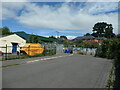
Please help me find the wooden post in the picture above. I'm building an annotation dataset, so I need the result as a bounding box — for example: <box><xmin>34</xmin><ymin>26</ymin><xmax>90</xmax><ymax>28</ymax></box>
<box><xmin>5</xmin><ymin>44</ymin><xmax>7</xmax><ymax>60</ymax></box>
<box><xmin>28</xmin><ymin>45</ymin><xmax>30</xmax><ymax>56</ymax></box>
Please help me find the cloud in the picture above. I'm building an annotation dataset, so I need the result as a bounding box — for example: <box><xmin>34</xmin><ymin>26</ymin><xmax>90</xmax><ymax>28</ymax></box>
<box><xmin>2</xmin><ymin>2</ymin><xmax>118</xmax><ymax>34</ymax></box>
<box><xmin>2</xmin><ymin>2</ymin><xmax>27</xmax><ymax>19</ymax></box>
<box><xmin>1</xmin><ymin>0</ymin><xmax>28</xmax><ymax>2</ymax></box>
<box><xmin>81</xmin><ymin>2</ymin><xmax>118</xmax><ymax>15</ymax></box>
<box><xmin>86</xmin><ymin>0</ymin><xmax>119</xmax><ymax>2</ymax></box>
<box><xmin>16</xmin><ymin>2</ymin><xmax>118</xmax><ymax>33</ymax></box>
<box><xmin>67</xmin><ymin>36</ymin><xmax>77</xmax><ymax>39</ymax></box>
<box><xmin>45</xmin><ymin>35</ymin><xmax>76</xmax><ymax>40</ymax></box>
<box><xmin>0</xmin><ymin>2</ymin><xmax>2</xmax><ymax>20</ymax></box>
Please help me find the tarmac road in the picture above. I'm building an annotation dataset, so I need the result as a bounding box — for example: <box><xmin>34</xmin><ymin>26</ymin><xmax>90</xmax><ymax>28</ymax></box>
<box><xmin>2</xmin><ymin>54</ymin><xmax>112</xmax><ymax>88</ymax></box>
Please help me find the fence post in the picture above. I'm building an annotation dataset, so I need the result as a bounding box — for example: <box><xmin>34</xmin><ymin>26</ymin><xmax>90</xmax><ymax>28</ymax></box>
<box><xmin>28</xmin><ymin>45</ymin><xmax>30</xmax><ymax>56</ymax></box>
<box><xmin>5</xmin><ymin>44</ymin><xmax>7</xmax><ymax>60</ymax></box>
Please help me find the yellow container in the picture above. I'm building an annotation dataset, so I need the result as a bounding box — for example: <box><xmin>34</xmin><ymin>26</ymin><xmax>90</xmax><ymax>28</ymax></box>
<box><xmin>20</xmin><ymin>43</ymin><xmax>44</xmax><ymax>56</ymax></box>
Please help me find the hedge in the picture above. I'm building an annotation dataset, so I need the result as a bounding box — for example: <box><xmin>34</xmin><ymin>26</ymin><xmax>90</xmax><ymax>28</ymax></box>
<box><xmin>95</xmin><ymin>38</ymin><xmax>120</xmax><ymax>60</ymax></box>
<box><xmin>95</xmin><ymin>38</ymin><xmax>120</xmax><ymax>88</ymax></box>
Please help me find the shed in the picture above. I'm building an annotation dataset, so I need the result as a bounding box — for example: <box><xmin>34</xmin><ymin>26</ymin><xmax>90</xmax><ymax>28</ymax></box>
<box><xmin>0</xmin><ymin>34</ymin><xmax>26</xmax><ymax>53</ymax></box>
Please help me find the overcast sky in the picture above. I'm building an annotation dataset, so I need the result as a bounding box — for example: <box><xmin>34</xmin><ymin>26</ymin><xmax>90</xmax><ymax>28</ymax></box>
<box><xmin>0</xmin><ymin>0</ymin><xmax>119</xmax><ymax>39</ymax></box>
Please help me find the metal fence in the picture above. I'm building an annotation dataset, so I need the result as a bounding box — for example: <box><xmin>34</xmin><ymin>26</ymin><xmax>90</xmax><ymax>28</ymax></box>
<box><xmin>73</xmin><ymin>47</ymin><xmax>97</xmax><ymax>55</ymax></box>
<box><xmin>0</xmin><ymin>43</ymin><xmax>65</xmax><ymax>60</ymax></box>
<box><xmin>0</xmin><ymin>43</ymin><xmax>57</xmax><ymax>60</ymax></box>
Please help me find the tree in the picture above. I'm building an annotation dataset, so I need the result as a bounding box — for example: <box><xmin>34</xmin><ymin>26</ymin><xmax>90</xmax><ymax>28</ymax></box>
<box><xmin>74</xmin><ymin>40</ymin><xmax>83</xmax><ymax>47</ymax></box>
<box><xmin>60</xmin><ymin>36</ymin><xmax>67</xmax><ymax>40</ymax></box>
<box><xmin>29</xmin><ymin>35</ymin><xmax>41</xmax><ymax>43</ymax></box>
<box><xmin>104</xmin><ymin>24</ymin><xmax>115</xmax><ymax>38</ymax></box>
<box><xmin>92</xmin><ymin>22</ymin><xmax>115</xmax><ymax>38</ymax></box>
<box><xmin>49</xmin><ymin>36</ymin><xmax>56</xmax><ymax>39</ymax></box>
<box><xmin>92</xmin><ymin>22</ymin><xmax>107</xmax><ymax>37</ymax></box>
<box><xmin>117</xmin><ymin>34</ymin><xmax>120</xmax><ymax>39</ymax></box>
<box><xmin>34</xmin><ymin>35</ymin><xmax>39</xmax><ymax>43</ymax></box>
<box><xmin>84</xmin><ymin>33</ymin><xmax>91</xmax><ymax>36</ymax></box>
<box><xmin>0</xmin><ymin>28</ymin><xmax>2</xmax><ymax>35</ymax></box>
<box><xmin>2</xmin><ymin>26</ymin><xmax>11</xmax><ymax>35</ymax></box>
<box><xmin>29</xmin><ymin>35</ymin><xmax>34</xmax><ymax>43</ymax></box>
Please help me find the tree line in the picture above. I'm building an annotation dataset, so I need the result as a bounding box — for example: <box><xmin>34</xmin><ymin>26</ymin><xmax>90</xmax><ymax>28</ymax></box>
<box><xmin>0</xmin><ymin>26</ymin><xmax>13</xmax><ymax>35</ymax></box>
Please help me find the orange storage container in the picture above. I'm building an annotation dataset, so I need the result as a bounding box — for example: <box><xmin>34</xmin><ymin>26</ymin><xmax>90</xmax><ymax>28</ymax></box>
<box><xmin>20</xmin><ymin>43</ymin><xmax>44</xmax><ymax>56</ymax></box>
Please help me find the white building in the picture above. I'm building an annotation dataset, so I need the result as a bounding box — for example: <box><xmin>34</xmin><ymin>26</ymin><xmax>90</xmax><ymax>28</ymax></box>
<box><xmin>0</xmin><ymin>34</ymin><xmax>26</xmax><ymax>53</ymax></box>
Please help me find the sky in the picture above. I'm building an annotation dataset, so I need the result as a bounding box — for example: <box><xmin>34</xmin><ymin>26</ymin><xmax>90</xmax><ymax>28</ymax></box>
<box><xmin>0</xmin><ymin>0</ymin><xmax>119</xmax><ymax>39</ymax></box>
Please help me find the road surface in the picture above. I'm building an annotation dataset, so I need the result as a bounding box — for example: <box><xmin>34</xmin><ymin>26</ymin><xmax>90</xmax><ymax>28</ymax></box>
<box><xmin>2</xmin><ymin>54</ymin><xmax>112</xmax><ymax>88</ymax></box>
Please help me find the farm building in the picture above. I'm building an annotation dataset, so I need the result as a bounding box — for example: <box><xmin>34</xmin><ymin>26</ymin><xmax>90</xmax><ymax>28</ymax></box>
<box><xmin>0</xmin><ymin>34</ymin><xmax>26</xmax><ymax>53</ymax></box>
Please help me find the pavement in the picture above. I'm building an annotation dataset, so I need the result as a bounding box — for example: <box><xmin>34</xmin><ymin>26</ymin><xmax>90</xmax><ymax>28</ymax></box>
<box><xmin>2</xmin><ymin>54</ymin><xmax>112</xmax><ymax>88</ymax></box>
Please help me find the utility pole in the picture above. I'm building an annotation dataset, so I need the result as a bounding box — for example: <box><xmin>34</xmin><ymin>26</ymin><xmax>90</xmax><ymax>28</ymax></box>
<box><xmin>56</xmin><ymin>31</ymin><xmax>59</xmax><ymax>38</ymax></box>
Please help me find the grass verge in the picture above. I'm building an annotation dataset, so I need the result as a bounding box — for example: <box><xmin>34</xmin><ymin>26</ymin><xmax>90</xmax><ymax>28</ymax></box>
<box><xmin>0</xmin><ymin>62</ymin><xmax>26</xmax><ymax>68</ymax></box>
<box><xmin>106</xmin><ymin>65</ymin><xmax>115</xmax><ymax>89</ymax></box>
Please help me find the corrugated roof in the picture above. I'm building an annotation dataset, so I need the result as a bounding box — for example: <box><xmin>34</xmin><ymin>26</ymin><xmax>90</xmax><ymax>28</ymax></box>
<box><xmin>74</xmin><ymin>36</ymin><xmax>95</xmax><ymax>40</ymax></box>
<box><xmin>95</xmin><ymin>37</ymin><xmax>107</xmax><ymax>40</ymax></box>
<box><xmin>14</xmin><ymin>31</ymin><xmax>61</xmax><ymax>43</ymax></box>
<box><xmin>14</xmin><ymin>31</ymin><xmax>30</xmax><ymax>40</ymax></box>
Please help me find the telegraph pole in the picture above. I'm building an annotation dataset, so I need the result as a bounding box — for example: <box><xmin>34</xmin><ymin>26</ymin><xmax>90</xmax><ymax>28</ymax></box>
<box><xmin>56</xmin><ymin>31</ymin><xmax>59</xmax><ymax>38</ymax></box>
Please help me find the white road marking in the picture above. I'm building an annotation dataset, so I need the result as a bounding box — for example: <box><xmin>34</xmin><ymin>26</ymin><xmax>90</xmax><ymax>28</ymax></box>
<box><xmin>26</xmin><ymin>54</ymin><xmax>73</xmax><ymax>64</ymax></box>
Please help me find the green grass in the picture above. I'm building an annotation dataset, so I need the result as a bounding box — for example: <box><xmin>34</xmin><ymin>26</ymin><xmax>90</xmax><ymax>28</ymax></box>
<box><xmin>0</xmin><ymin>62</ymin><xmax>26</xmax><ymax>68</ymax></box>
<box><xmin>106</xmin><ymin>65</ymin><xmax>115</xmax><ymax>88</ymax></box>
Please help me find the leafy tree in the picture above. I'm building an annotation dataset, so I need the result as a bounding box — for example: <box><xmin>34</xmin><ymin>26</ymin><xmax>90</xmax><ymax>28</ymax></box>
<box><xmin>2</xmin><ymin>26</ymin><xmax>11</xmax><ymax>35</ymax></box>
<box><xmin>104</xmin><ymin>24</ymin><xmax>115</xmax><ymax>38</ymax></box>
<box><xmin>29</xmin><ymin>35</ymin><xmax>34</xmax><ymax>43</ymax></box>
<box><xmin>29</xmin><ymin>35</ymin><xmax>41</xmax><ymax>43</ymax></box>
<box><xmin>77</xmin><ymin>42</ymin><xmax>99</xmax><ymax>48</ymax></box>
<box><xmin>63</xmin><ymin>39</ymin><xmax>73</xmax><ymax>47</ymax></box>
<box><xmin>74</xmin><ymin>40</ymin><xmax>83</xmax><ymax>47</ymax></box>
<box><xmin>92</xmin><ymin>22</ymin><xmax>115</xmax><ymax>38</ymax></box>
<box><xmin>92</xmin><ymin>22</ymin><xmax>106</xmax><ymax>37</ymax></box>
<box><xmin>49</xmin><ymin>36</ymin><xmax>56</xmax><ymax>39</ymax></box>
<box><xmin>33</xmin><ymin>35</ymin><xmax>38</xmax><ymax>43</ymax></box>
<box><xmin>0</xmin><ymin>28</ymin><xmax>2</xmax><ymax>35</ymax></box>
<box><xmin>84</xmin><ymin>33</ymin><xmax>91</xmax><ymax>36</ymax></box>
<box><xmin>60</xmin><ymin>36</ymin><xmax>68</xmax><ymax>40</ymax></box>
<box><xmin>95</xmin><ymin>39</ymin><xmax>120</xmax><ymax>88</ymax></box>
<box><xmin>95</xmin><ymin>39</ymin><xmax>120</xmax><ymax>59</ymax></box>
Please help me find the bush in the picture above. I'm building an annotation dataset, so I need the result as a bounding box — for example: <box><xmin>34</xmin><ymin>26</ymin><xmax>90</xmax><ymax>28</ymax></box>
<box><xmin>42</xmin><ymin>49</ymin><xmax>56</xmax><ymax>56</ymax></box>
<box><xmin>77</xmin><ymin>42</ymin><xmax>99</xmax><ymax>48</ymax></box>
<box><xmin>95</xmin><ymin>38</ymin><xmax>120</xmax><ymax>60</ymax></box>
<box><xmin>95</xmin><ymin>38</ymin><xmax>120</xmax><ymax>88</ymax></box>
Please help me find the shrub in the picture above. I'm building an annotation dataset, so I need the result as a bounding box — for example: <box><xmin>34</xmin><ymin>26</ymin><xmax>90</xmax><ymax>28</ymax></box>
<box><xmin>78</xmin><ymin>42</ymin><xmax>99</xmax><ymax>48</ymax></box>
<box><xmin>95</xmin><ymin>38</ymin><xmax>120</xmax><ymax>60</ymax></box>
<box><xmin>95</xmin><ymin>38</ymin><xmax>120</xmax><ymax>88</ymax></box>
